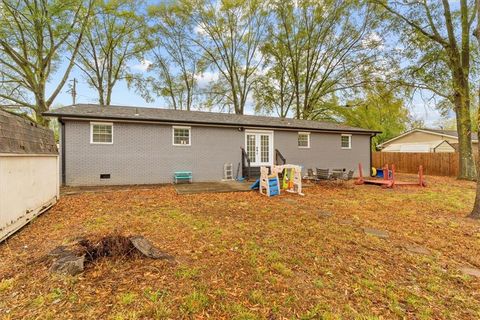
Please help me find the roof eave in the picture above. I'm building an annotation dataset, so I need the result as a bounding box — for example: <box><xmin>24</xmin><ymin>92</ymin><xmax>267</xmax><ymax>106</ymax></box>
<box><xmin>378</xmin><ymin>128</ymin><xmax>479</xmax><ymax>147</ymax></box>
<box><xmin>43</xmin><ymin>112</ymin><xmax>381</xmax><ymax>134</ymax></box>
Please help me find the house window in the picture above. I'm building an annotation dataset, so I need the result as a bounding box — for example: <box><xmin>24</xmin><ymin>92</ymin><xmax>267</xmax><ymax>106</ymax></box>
<box><xmin>90</xmin><ymin>122</ymin><xmax>113</xmax><ymax>144</ymax></box>
<box><xmin>173</xmin><ymin>126</ymin><xmax>191</xmax><ymax>146</ymax></box>
<box><xmin>341</xmin><ymin>134</ymin><xmax>352</xmax><ymax>149</ymax></box>
<box><xmin>298</xmin><ymin>132</ymin><xmax>310</xmax><ymax>148</ymax></box>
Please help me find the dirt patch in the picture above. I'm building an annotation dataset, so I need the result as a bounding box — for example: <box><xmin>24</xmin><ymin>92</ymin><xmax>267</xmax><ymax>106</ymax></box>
<box><xmin>78</xmin><ymin>235</ymin><xmax>137</xmax><ymax>261</ymax></box>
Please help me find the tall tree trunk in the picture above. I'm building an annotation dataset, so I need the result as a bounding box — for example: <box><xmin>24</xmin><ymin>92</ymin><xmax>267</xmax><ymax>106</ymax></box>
<box><xmin>470</xmin><ymin>123</ymin><xmax>480</xmax><ymax>219</ymax></box>
<box><xmin>98</xmin><ymin>87</ymin><xmax>106</xmax><ymax>107</ymax></box>
<box><xmin>455</xmin><ymin>87</ymin><xmax>476</xmax><ymax>180</ymax></box>
<box><xmin>35</xmin><ymin>90</ymin><xmax>49</xmax><ymax>127</ymax></box>
<box><xmin>106</xmin><ymin>87</ymin><xmax>112</xmax><ymax>106</ymax></box>
<box><xmin>468</xmin><ymin>0</ymin><xmax>480</xmax><ymax>219</ymax></box>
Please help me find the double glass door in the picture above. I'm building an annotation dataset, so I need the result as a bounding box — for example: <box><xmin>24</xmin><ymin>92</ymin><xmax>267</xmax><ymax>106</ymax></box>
<box><xmin>245</xmin><ymin>131</ymin><xmax>273</xmax><ymax>166</ymax></box>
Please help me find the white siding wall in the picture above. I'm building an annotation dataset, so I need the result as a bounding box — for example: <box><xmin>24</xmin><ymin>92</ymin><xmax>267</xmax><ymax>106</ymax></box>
<box><xmin>0</xmin><ymin>155</ymin><xmax>59</xmax><ymax>242</ymax></box>
<box><xmin>434</xmin><ymin>141</ymin><xmax>456</xmax><ymax>153</ymax></box>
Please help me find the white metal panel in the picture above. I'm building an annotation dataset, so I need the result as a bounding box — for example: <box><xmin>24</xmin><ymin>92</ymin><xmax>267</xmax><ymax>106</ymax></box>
<box><xmin>381</xmin><ymin>144</ymin><xmax>402</xmax><ymax>152</ymax></box>
<box><xmin>0</xmin><ymin>155</ymin><xmax>59</xmax><ymax>242</ymax></box>
<box><xmin>399</xmin><ymin>144</ymin><xmax>431</xmax><ymax>153</ymax></box>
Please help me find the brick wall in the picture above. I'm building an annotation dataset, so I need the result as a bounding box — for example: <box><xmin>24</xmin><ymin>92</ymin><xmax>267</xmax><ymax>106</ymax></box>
<box><xmin>62</xmin><ymin>120</ymin><xmax>372</xmax><ymax>186</ymax></box>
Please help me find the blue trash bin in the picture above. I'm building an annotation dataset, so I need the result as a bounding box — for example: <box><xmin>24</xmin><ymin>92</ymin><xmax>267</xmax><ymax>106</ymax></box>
<box><xmin>376</xmin><ymin>168</ymin><xmax>384</xmax><ymax>178</ymax></box>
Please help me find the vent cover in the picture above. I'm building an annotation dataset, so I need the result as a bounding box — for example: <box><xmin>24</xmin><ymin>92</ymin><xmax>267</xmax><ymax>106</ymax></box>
<box><xmin>100</xmin><ymin>174</ymin><xmax>111</xmax><ymax>179</ymax></box>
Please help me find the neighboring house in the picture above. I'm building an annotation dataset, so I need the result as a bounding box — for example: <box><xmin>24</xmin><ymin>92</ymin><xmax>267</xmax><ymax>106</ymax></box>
<box><xmin>44</xmin><ymin>104</ymin><xmax>379</xmax><ymax>186</ymax></box>
<box><xmin>0</xmin><ymin>110</ymin><xmax>59</xmax><ymax>242</ymax></box>
<box><xmin>378</xmin><ymin>128</ymin><xmax>478</xmax><ymax>153</ymax></box>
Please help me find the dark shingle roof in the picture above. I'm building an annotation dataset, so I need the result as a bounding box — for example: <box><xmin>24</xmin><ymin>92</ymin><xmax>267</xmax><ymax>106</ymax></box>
<box><xmin>419</xmin><ymin>128</ymin><xmax>478</xmax><ymax>142</ymax></box>
<box><xmin>44</xmin><ymin>104</ymin><xmax>379</xmax><ymax>134</ymax></box>
<box><xmin>0</xmin><ymin>109</ymin><xmax>58</xmax><ymax>154</ymax></box>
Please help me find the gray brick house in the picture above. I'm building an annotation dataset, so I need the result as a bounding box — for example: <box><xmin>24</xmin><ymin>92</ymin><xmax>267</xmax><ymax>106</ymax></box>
<box><xmin>44</xmin><ymin>104</ymin><xmax>379</xmax><ymax>186</ymax></box>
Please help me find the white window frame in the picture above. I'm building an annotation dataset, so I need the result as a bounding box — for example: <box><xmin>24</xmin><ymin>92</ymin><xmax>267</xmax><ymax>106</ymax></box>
<box><xmin>341</xmin><ymin>134</ymin><xmax>352</xmax><ymax>149</ymax></box>
<box><xmin>298</xmin><ymin>132</ymin><xmax>310</xmax><ymax>149</ymax></box>
<box><xmin>172</xmin><ymin>126</ymin><xmax>191</xmax><ymax>146</ymax></box>
<box><xmin>90</xmin><ymin>122</ymin><xmax>113</xmax><ymax>145</ymax></box>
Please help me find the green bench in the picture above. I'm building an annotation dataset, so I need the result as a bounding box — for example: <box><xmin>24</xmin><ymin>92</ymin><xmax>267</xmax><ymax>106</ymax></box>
<box><xmin>174</xmin><ymin>171</ymin><xmax>192</xmax><ymax>184</ymax></box>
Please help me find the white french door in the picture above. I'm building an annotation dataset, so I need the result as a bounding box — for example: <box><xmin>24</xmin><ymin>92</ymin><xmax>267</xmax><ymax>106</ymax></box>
<box><xmin>245</xmin><ymin>130</ymin><xmax>273</xmax><ymax>166</ymax></box>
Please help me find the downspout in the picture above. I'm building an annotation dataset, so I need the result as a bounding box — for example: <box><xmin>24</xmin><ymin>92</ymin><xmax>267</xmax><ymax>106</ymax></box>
<box><xmin>370</xmin><ymin>133</ymin><xmax>377</xmax><ymax>177</ymax></box>
<box><xmin>60</xmin><ymin>118</ymin><xmax>66</xmax><ymax>185</ymax></box>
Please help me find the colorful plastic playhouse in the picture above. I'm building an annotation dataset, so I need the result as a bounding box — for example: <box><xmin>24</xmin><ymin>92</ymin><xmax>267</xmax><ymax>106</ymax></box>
<box><xmin>251</xmin><ymin>165</ymin><xmax>304</xmax><ymax>197</ymax></box>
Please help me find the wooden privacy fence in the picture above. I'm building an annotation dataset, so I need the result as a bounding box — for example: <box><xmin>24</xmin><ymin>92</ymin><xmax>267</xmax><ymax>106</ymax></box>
<box><xmin>372</xmin><ymin>152</ymin><xmax>459</xmax><ymax>176</ymax></box>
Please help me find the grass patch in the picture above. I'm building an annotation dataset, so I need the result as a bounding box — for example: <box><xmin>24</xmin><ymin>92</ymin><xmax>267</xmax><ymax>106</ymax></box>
<box><xmin>181</xmin><ymin>290</ymin><xmax>209</xmax><ymax>314</ymax></box>
<box><xmin>313</xmin><ymin>278</ymin><xmax>324</xmax><ymax>289</ymax></box>
<box><xmin>139</xmin><ymin>288</ymin><xmax>171</xmax><ymax>319</ymax></box>
<box><xmin>248</xmin><ymin>289</ymin><xmax>266</xmax><ymax>305</ymax></box>
<box><xmin>175</xmin><ymin>266</ymin><xmax>199</xmax><ymax>279</ymax></box>
<box><xmin>118</xmin><ymin>292</ymin><xmax>137</xmax><ymax>306</ymax></box>
<box><xmin>111</xmin><ymin>311</ymin><xmax>139</xmax><ymax>320</ymax></box>
<box><xmin>31</xmin><ymin>295</ymin><xmax>45</xmax><ymax>308</ymax></box>
<box><xmin>0</xmin><ymin>278</ymin><xmax>14</xmax><ymax>292</ymax></box>
<box><xmin>299</xmin><ymin>303</ymin><xmax>337</xmax><ymax>320</ymax></box>
<box><xmin>223</xmin><ymin>303</ymin><xmax>260</xmax><ymax>320</ymax></box>
<box><xmin>271</xmin><ymin>262</ymin><xmax>293</xmax><ymax>277</ymax></box>
<box><xmin>266</xmin><ymin>250</ymin><xmax>282</xmax><ymax>262</ymax></box>
<box><xmin>144</xmin><ymin>288</ymin><xmax>168</xmax><ymax>303</ymax></box>
<box><xmin>85</xmin><ymin>215</ymin><xmax>109</xmax><ymax>230</ymax></box>
<box><xmin>46</xmin><ymin>288</ymin><xmax>63</xmax><ymax>302</ymax></box>
<box><xmin>140</xmin><ymin>301</ymin><xmax>171</xmax><ymax>319</ymax></box>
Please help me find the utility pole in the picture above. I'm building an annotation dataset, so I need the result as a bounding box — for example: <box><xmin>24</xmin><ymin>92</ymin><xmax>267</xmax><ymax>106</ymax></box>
<box><xmin>67</xmin><ymin>78</ymin><xmax>77</xmax><ymax>105</ymax></box>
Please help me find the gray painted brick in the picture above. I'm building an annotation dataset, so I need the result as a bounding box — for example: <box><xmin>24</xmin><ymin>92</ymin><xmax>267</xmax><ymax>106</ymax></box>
<box><xmin>274</xmin><ymin>131</ymin><xmax>370</xmax><ymax>173</ymax></box>
<box><xmin>63</xmin><ymin>120</ymin><xmax>371</xmax><ymax>186</ymax></box>
<box><xmin>64</xmin><ymin>121</ymin><xmax>243</xmax><ymax>186</ymax></box>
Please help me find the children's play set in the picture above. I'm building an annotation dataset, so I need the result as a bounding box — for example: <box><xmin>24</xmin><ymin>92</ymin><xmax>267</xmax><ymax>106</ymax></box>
<box><xmin>248</xmin><ymin>161</ymin><xmax>427</xmax><ymax>197</ymax></box>
<box><xmin>355</xmin><ymin>163</ymin><xmax>426</xmax><ymax>188</ymax></box>
<box><xmin>250</xmin><ymin>164</ymin><xmax>304</xmax><ymax>197</ymax></box>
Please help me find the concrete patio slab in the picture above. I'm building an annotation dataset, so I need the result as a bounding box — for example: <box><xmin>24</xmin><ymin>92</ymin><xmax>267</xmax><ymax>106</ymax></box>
<box><xmin>317</xmin><ymin>210</ymin><xmax>333</xmax><ymax>218</ymax></box>
<box><xmin>174</xmin><ymin>181</ymin><xmax>252</xmax><ymax>195</ymax></box>
<box><xmin>363</xmin><ymin>227</ymin><xmax>389</xmax><ymax>239</ymax></box>
<box><xmin>405</xmin><ymin>244</ymin><xmax>431</xmax><ymax>255</ymax></box>
<box><xmin>459</xmin><ymin>266</ymin><xmax>480</xmax><ymax>278</ymax></box>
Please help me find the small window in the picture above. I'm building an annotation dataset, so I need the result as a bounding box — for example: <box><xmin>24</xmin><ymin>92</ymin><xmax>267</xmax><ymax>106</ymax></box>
<box><xmin>298</xmin><ymin>132</ymin><xmax>310</xmax><ymax>148</ymax></box>
<box><xmin>91</xmin><ymin>122</ymin><xmax>113</xmax><ymax>144</ymax></box>
<box><xmin>341</xmin><ymin>134</ymin><xmax>352</xmax><ymax>149</ymax></box>
<box><xmin>173</xmin><ymin>126</ymin><xmax>191</xmax><ymax>146</ymax></box>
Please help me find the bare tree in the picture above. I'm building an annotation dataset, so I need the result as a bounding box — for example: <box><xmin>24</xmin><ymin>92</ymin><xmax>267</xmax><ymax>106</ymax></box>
<box><xmin>76</xmin><ymin>0</ymin><xmax>147</xmax><ymax>106</ymax></box>
<box><xmin>143</xmin><ymin>2</ymin><xmax>202</xmax><ymax>111</ymax></box>
<box><xmin>253</xmin><ymin>61</ymin><xmax>294</xmax><ymax>118</ymax></box>
<box><xmin>260</xmin><ymin>0</ymin><xmax>383</xmax><ymax>120</ymax></box>
<box><xmin>0</xmin><ymin>0</ymin><xmax>93</xmax><ymax>125</ymax></box>
<box><xmin>186</xmin><ymin>0</ymin><xmax>268</xmax><ymax>114</ymax></box>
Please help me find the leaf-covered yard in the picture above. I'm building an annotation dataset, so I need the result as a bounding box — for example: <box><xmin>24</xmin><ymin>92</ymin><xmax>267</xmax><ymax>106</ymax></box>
<box><xmin>1</xmin><ymin>176</ymin><xmax>480</xmax><ymax>319</ymax></box>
